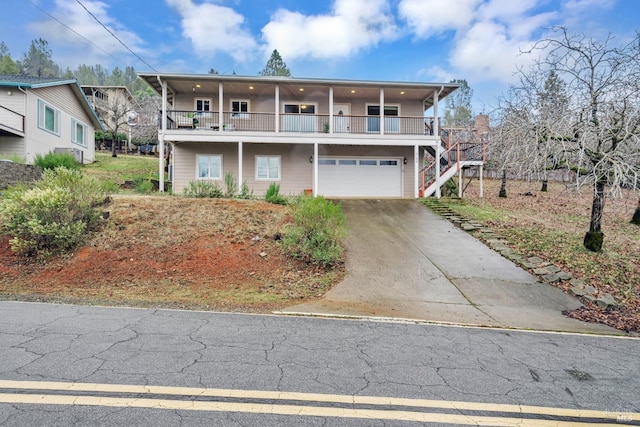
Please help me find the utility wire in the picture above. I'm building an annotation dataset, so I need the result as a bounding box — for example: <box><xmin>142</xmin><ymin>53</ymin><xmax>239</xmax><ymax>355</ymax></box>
<box><xmin>26</xmin><ymin>0</ymin><xmax>118</xmax><ymax>63</ymax></box>
<box><xmin>73</xmin><ymin>0</ymin><xmax>158</xmax><ymax>72</ymax></box>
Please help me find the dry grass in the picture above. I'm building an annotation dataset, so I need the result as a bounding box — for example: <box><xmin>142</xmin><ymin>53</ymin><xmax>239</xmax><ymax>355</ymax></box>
<box><xmin>0</xmin><ymin>195</ymin><xmax>343</xmax><ymax>312</ymax></box>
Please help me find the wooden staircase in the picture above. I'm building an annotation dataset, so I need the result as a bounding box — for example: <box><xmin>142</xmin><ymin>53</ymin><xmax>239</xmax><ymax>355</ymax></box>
<box><xmin>419</xmin><ymin>128</ymin><xmax>485</xmax><ymax>197</ymax></box>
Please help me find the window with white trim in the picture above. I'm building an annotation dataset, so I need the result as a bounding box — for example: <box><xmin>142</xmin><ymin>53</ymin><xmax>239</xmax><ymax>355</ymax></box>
<box><xmin>256</xmin><ymin>156</ymin><xmax>280</xmax><ymax>180</ymax></box>
<box><xmin>197</xmin><ymin>155</ymin><xmax>222</xmax><ymax>179</ymax></box>
<box><xmin>38</xmin><ymin>99</ymin><xmax>60</xmax><ymax>135</ymax></box>
<box><xmin>231</xmin><ymin>100</ymin><xmax>249</xmax><ymax>118</ymax></box>
<box><xmin>71</xmin><ymin>119</ymin><xmax>88</xmax><ymax>147</ymax></box>
<box><xmin>195</xmin><ymin>98</ymin><xmax>211</xmax><ymax>112</ymax></box>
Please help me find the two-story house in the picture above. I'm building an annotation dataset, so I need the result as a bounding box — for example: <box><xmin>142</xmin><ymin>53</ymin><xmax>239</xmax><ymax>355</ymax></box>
<box><xmin>138</xmin><ymin>73</ymin><xmax>485</xmax><ymax>198</ymax></box>
<box><xmin>0</xmin><ymin>76</ymin><xmax>102</xmax><ymax>164</ymax></box>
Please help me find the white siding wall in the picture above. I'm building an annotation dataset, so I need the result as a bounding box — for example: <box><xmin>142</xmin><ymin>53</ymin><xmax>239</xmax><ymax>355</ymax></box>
<box><xmin>25</xmin><ymin>86</ymin><xmax>96</xmax><ymax>163</ymax></box>
<box><xmin>173</xmin><ymin>142</ymin><xmax>314</xmax><ymax>196</ymax></box>
<box><xmin>0</xmin><ymin>90</ymin><xmax>27</xmax><ymax>159</ymax></box>
<box><xmin>173</xmin><ymin>142</ymin><xmax>416</xmax><ymax>198</ymax></box>
<box><xmin>0</xmin><ymin>89</ymin><xmax>26</xmax><ymax>115</ymax></box>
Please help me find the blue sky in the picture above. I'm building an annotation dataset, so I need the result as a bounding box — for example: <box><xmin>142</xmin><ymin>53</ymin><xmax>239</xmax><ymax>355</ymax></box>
<box><xmin>2</xmin><ymin>0</ymin><xmax>638</xmax><ymax>110</ymax></box>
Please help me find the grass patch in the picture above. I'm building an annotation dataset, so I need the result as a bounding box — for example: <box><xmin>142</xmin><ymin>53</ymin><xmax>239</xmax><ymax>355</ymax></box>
<box><xmin>84</xmin><ymin>152</ymin><xmax>160</xmax><ymax>186</ymax></box>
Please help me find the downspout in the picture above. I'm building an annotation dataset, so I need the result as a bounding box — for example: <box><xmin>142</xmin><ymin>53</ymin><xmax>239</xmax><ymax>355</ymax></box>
<box><xmin>157</xmin><ymin>75</ymin><xmax>167</xmax><ymax>193</ymax></box>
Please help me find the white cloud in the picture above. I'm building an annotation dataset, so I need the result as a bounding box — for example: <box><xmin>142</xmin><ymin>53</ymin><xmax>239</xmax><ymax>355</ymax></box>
<box><xmin>400</xmin><ymin>0</ymin><xmax>558</xmax><ymax>84</ymax></box>
<box><xmin>166</xmin><ymin>0</ymin><xmax>257</xmax><ymax>62</ymax></box>
<box><xmin>261</xmin><ymin>0</ymin><xmax>398</xmax><ymax>60</ymax></box>
<box><xmin>29</xmin><ymin>0</ymin><xmax>149</xmax><ymax>63</ymax></box>
<box><xmin>398</xmin><ymin>0</ymin><xmax>481</xmax><ymax>38</ymax></box>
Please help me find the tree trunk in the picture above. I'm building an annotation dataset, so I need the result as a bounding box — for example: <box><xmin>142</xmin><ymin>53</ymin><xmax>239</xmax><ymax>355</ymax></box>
<box><xmin>541</xmin><ymin>179</ymin><xmax>548</xmax><ymax>192</ymax></box>
<box><xmin>111</xmin><ymin>138</ymin><xmax>117</xmax><ymax>158</ymax></box>
<box><xmin>498</xmin><ymin>170</ymin><xmax>507</xmax><ymax>198</ymax></box>
<box><xmin>631</xmin><ymin>198</ymin><xmax>640</xmax><ymax>225</ymax></box>
<box><xmin>583</xmin><ymin>178</ymin><xmax>606</xmax><ymax>252</ymax></box>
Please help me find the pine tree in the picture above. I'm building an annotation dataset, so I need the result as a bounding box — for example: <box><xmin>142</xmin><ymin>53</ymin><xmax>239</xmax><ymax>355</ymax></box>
<box><xmin>259</xmin><ymin>50</ymin><xmax>291</xmax><ymax>77</ymax></box>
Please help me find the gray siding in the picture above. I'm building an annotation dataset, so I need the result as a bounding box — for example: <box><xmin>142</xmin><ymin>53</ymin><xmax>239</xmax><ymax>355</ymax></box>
<box><xmin>24</xmin><ymin>86</ymin><xmax>96</xmax><ymax>163</ymax></box>
<box><xmin>0</xmin><ymin>136</ymin><xmax>26</xmax><ymax>159</ymax></box>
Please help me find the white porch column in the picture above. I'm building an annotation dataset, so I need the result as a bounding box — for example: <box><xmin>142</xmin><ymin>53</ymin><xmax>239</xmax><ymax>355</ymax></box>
<box><xmin>218</xmin><ymin>82</ymin><xmax>224</xmax><ymax>129</ymax></box>
<box><xmin>158</xmin><ymin>77</ymin><xmax>167</xmax><ymax>192</ymax></box>
<box><xmin>238</xmin><ymin>141</ymin><xmax>243</xmax><ymax>193</ymax></box>
<box><xmin>414</xmin><ymin>144</ymin><xmax>419</xmax><ymax>198</ymax></box>
<box><xmin>433</xmin><ymin>89</ymin><xmax>440</xmax><ymax>136</ymax></box>
<box><xmin>313</xmin><ymin>142</ymin><xmax>319</xmax><ymax>196</ymax></box>
<box><xmin>435</xmin><ymin>144</ymin><xmax>441</xmax><ymax>198</ymax></box>
<box><xmin>458</xmin><ymin>165</ymin><xmax>463</xmax><ymax>198</ymax></box>
<box><xmin>479</xmin><ymin>165</ymin><xmax>484</xmax><ymax>198</ymax></box>
<box><xmin>379</xmin><ymin>87</ymin><xmax>385</xmax><ymax>135</ymax></box>
<box><xmin>275</xmin><ymin>84</ymin><xmax>280</xmax><ymax>133</ymax></box>
<box><xmin>329</xmin><ymin>86</ymin><xmax>334</xmax><ymax>134</ymax></box>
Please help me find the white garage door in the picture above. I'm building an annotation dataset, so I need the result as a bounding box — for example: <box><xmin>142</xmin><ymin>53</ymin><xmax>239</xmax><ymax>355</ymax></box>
<box><xmin>318</xmin><ymin>157</ymin><xmax>402</xmax><ymax>197</ymax></box>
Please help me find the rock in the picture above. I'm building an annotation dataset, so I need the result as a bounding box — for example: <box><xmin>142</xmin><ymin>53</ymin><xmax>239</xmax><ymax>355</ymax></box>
<box><xmin>569</xmin><ymin>287</ymin><xmax>587</xmax><ymax>297</ymax></box>
<box><xmin>583</xmin><ymin>295</ymin><xmax>597</xmax><ymax>303</ymax></box>
<box><xmin>584</xmin><ymin>285</ymin><xmax>597</xmax><ymax>294</ymax></box>
<box><xmin>570</xmin><ymin>278</ymin><xmax>585</xmax><ymax>287</ymax></box>
<box><xmin>557</xmin><ymin>271</ymin><xmax>573</xmax><ymax>281</ymax></box>
<box><xmin>259</xmin><ymin>252</ymin><xmax>267</xmax><ymax>258</ymax></box>
<box><xmin>596</xmin><ymin>294</ymin><xmax>617</xmax><ymax>308</ymax></box>
<box><xmin>461</xmin><ymin>224</ymin><xmax>478</xmax><ymax>231</ymax></box>
<box><xmin>542</xmin><ymin>273</ymin><xmax>560</xmax><ymax>283</ymax></box>
<box><xmin>528</xmin><ymin>256</ymin><xmax>545</xmax><ymax>265</ymax></box>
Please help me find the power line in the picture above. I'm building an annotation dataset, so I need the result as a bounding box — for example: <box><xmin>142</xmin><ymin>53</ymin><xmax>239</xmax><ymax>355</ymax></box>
<box><xmin>74</xmin><ymin>0</ymin><xmax>157</xmax><ymax>72</ymax></box>
<box><xmin>25</xmin><ymin>0</ymin><xmax>119</xmax><ymax>64</ymax></box>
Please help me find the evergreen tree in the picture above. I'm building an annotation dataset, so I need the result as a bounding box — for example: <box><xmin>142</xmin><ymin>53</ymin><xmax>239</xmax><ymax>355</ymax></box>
<box><xmin>21</xmin><ymin>38</ymin><xmax>59</xmax><ymax>77</ymax></box>
<box><xmin>259</xmin><ymin>49</ymin><xmax>291</xmax><ymax>76</ymax></box>
<box><xmin>444</xmin><ymin>79</ymin><xmax>473</xmax><ymax>127</ymax></box>
<box><xmin>0</xmin><ymin>42</ymin><xmax>19</xmax><ymax>75</ymax></box>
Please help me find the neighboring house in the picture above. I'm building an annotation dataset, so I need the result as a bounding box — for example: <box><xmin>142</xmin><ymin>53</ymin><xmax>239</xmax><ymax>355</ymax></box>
<box><xmin>0</xmin><ymin>75</ymin><xmax>102</xmax><ymax>164</ymax></box>
<box><xmin>138</xmin><ymin>73</ymin><xmax>485</xmax><ymax>198</ymax></box>
<box><xmin>81</xmin><ymin>85</ymin><xmax>139</xmax><ymax>151</ymax></box>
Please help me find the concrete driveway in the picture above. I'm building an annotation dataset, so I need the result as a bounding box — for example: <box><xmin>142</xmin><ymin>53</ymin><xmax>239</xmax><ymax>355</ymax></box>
<box><xmin>282</xmin><ymin>200</ymin><xmax>618</xmax><ymax>334</ymax></box>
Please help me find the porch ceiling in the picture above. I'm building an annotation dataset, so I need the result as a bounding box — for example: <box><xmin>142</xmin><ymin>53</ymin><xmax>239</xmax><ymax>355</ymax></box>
<box><xmin>139</xmin><ymin>73</ymin><xmax>458</xmax><ymax>110</ymax></box>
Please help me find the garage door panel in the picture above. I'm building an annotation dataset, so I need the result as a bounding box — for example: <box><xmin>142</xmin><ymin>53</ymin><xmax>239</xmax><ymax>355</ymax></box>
<box><xmin>318</xmin><ymin>157</ymin><xmax>402</xmax><ymax>197</ymax></box>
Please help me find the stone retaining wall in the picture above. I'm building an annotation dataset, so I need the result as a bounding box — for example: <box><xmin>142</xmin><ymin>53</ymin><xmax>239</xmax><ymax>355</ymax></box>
<box><xmin>0</xmin><ymin>161</ymin><xmax>42</xmax><ymax>190</ymax></box>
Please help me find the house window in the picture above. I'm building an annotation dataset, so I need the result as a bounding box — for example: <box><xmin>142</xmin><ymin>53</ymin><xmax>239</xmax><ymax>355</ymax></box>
<box><xmin>231</xmin><ymin>100</ymin><xmax>249</xmax><ymax>118</ymax></box>
<box><xmin>38</xmin><ymin>99</ymin><xmax>60</xmax><ymax>135</ymax></box>
<box><xmin>197</xmin><ymin>155</ymin><xmax>222</xmax><ymax>179</ymax></box>
<box><xmin>366</xmin><ymin>104</ymin><xmax>399</xmax><ymax>133</ymax></box>
<box><xmin>195</xmin><ymin>98</ymin><xmax>211</xmax><ymax>112</ymax></box>
<box><xmin>71</xmin><ymin>119</ymin><xmax>88</xmax><ymax>147</ymax></box>
<box><xmin>284</xmin><ymin>104</ymin><xmax>315</xmax><ymax>114</ymax></box>
<box><xmin>256</xmin><ymin>156</ymin><xmax>280</xmax><ymax>180</ymax></box>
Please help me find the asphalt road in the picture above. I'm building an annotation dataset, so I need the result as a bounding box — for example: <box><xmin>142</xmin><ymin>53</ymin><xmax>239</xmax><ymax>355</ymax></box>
<box><xmin>0</xmin><ymin>302</ymin><xmax>638</xmax><ymax>426</ymax></box>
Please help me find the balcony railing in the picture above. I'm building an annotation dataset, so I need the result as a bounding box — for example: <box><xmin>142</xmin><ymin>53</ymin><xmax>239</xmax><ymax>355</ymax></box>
<box><xmin>163</xmin><ymin>110</ymin><xmax>438</xmax><ymax>136</ymax></box>
<box><xmin>0</xmin><ymin>105</ymin><xmax>25</xmax><ymax>133</ymax></box>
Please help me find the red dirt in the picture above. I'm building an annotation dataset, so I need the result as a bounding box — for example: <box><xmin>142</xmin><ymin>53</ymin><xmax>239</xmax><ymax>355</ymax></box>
<box><xmin>0</xmin><ymin>196</ymin><xmax>340</xmax><ymax>311</ymax></box>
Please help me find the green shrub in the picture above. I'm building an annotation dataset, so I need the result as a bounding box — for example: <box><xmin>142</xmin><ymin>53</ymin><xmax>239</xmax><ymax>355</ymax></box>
<box><xmin>224</xmin><ymin>172</ymin><xmax>237</xmax><ymax>198</ymax></box>
<box><xmin>183</xmin><ymin>180</ymin><xmax>223</xmax><ymax>198</ymax></box>
<box><xmin>0</xmin><ymin>167</ymin><xmax>110</xmax><ymax>257</ymax></box>
<box><xmin>133</xmin><ymin>176</ymin><xmax>154</xmax><ymax>194</ymax></box>
<box><xmin>238</xmin><ymin>181</ymin><xmax>253</xmax><ymax>199</ymax></box>
<box><xmin>265</xmin><ymin>182</ymin><xmax>287</xmax><ymax>205</ymax></box>
<box><xmin>281</xmin><ymin>196</ymin><xmax>347</xmax><ymax>268</ymax></box>
<box><xmin>34</xmin><ymin>152</ymin><xmax>80</xmax><ymax>170</ymax></box>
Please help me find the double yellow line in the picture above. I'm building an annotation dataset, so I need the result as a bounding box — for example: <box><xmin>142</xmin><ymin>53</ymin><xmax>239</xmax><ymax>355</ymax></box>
<box><xmin>0</xmin><ymin>380</ymin><xmax>636</xmax><ymax>426</ymax></box>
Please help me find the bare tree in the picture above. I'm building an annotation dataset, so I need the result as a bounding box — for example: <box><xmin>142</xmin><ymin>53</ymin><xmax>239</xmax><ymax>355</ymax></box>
<box><xmin>88</xmin><ymin>87</ymin><xmax>137</xmax><ymax>157</ymax></box>
<box><xmin>493</xmin><ymin>27</ymin><xmax>640</xmax><ymax>251</ymax></box>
